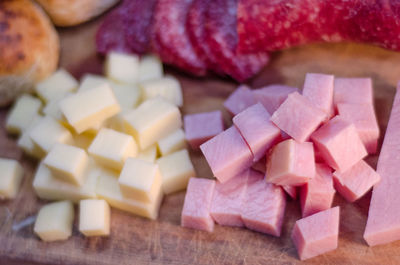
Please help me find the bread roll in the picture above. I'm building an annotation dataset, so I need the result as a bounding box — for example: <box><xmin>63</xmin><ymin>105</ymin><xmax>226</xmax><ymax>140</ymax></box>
<box><xmin>36</xmin><ymin>0</ymin><xmax>120</xmax><ymax>27</ymax></box>
<box><xmin>0</xmin><ymin>0</ymin><xmax>59</xmax><ymax>106</ymax></box>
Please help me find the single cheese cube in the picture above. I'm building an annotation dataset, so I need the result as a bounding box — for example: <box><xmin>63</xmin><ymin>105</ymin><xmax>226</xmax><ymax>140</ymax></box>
<box><xmin>266</xmin><ymin>139</ymin><xmax>315</xmax><ymax>186</ymax></box>
<box><xmin>291</xmin><ymin>206</ymin><xmax>340</xmax><ymax>260</ymax></box>
<box><xmin>137</xmin><ymin>145</ymin><xmax>158</xmax><ymax>163</ymax></box>
<box><xmin>78</xmin><ymin>74</ymin><xmax>108</xmax><ymax>91</ymax></box>
<box><xmin>29</xmin><ymin>116</ymin><xmax>73</xmax><ymax>155</ymax></box>
<box><xmin>35</xmin><ymin>69</ymin><xmax>78</xmax><ymax>102</ymax></box>
<box><xmin>241</xmin><ymin>169</ymin><xmax>286</xmax><ymax>236</ymax></box>
<box><xmin>79</xmin><ymin>199</ymin><xmax>110</xmax><ymax>237</ymax></box>
<box><xmin>6</xmin><ymin>94</ymin><xmax>42</xmax><ymax>135</ymax></box>
<box><xmin>333</xmin><ymin>160</ymin><xmax>380</xmax><ymax>202</ymax></box>
<box><xmin>181</xmin><ymin>178</ymin><xmax>216</xmax><ymax>232</ymax></box>
<box><xmin>200</xmin><ymin>126</ymin><xmax>253</xmax><ymax>183</ymax></box>
<box><xmin>123</xmin><ymin>97</ymin><xmax>182</xmax><ymax>149</ymax></box>
<box><xmin>139</xmin><ymin>76</ymin><xmax>183</xmax><ymax>107</ymax></box>
<box><xmin>33</xmin><ymin>163</ymin><xmax>97</xmax><ymax>203</ymax></box>
<box><xmin>253</xmin><ymin>84</ymin><xmax>298</xmax><ymax>115</ymax></box>
<box><xmin>337</xmin><ymin>103</ymin><xmax>379</xmax><ymax>154</ymax></box>
<box><xmin>96</xmin><ymin>174</ymin><xmax>163</xmax><ymax>220</ymax></box>
<box><xmin>300</xmin><ymin>164</ymin><xmax>335</xmax><ymax>218</ymax></box>
<box><xmin>157</xmin><ymin>149</ymin><xmax>195</xmax><ymax>194</ymax></box>
<box><xmin>210</xmin><ymin>170</ymin><xmax>249</xmax><ymax>227</ymax></box>
<box><xmin>88</xmin><ymin>128</ymin><xmax>138</xmax><ymax>171</ymax></box>
<box><xmin>33</xmin><ymin>201</ymin><xmax>74</xmax><ymax>242</ymax></box>
<box><xmin>138</xmin><ymin>55</ymin><xmax>163</xmax><ymax>82</ymax></box>
<box><xmin>283</xmin><ymin>185</ymin><xmax>298</xmax><ymax>200</ymax></box>
<box><xmin>0</xmin><ymin>158</ymin><xmax>23</xmax><ymax>199</ymax></box>
<box><xmin>302</xmin><ymin>73</ymin><xmax>334</xmax><ymax>119</ymax></box>
<box><xmin>184</xmin><ymin>110</ymin><xmax>224</xmax><ymax>149</ymax></box>
<box><xmin>118</xmin><ymin>158</ymin><xmax>162</xmax><ymax>202</ymax></box>
<box><xmin>17</xmin><ymin>115</ymin><xmax>44</xmax><ymax>159</ymax></box>
<box><xmin>333</xmin><ymin>77</ymin><xmax>373</xmax><ymax>107</ymax></box>
<box><xmin>271</xmin><ymin>92</ymin><xmax>326</xmax><ymax>142</ymax></box>
<box><xmin>311</xmin><ymin>116</ymin><xmax>367</xmax><ymax>172</ymax></box>
<box><xmin>233</xmin><ymin>103</ymin><xmax>280</xmax><ymax>161</ymax></box>
<box><xmin>224</xmin><ymin>85</ymin><xmax>257</xmax><ymax>116</ymax></box>
<box><xmin>60</xmin><ymin>84</ymin><xmax>120</xmax><ymax>133</ymax></box>
<box><xmin>157</xmin><ymin>129</ymin><xmax>186</xmax><ymax>156</ymax></box>
<box><xmin>105</xmin><ymin>52</ymin><xmax>139</xmax><ymax>84</ymax></box>
<box><xmin>43</xmin><ymin>144</ymin><xmax>89</xmax><ymax>186</ymax></box>
<box><xmin>42</xmin><ymin>92</ymin><xmax>73</xmax><ymax>121</ymax></box>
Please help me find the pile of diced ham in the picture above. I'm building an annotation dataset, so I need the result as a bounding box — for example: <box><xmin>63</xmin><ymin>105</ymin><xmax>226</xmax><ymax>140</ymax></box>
<box><xmin>181</xmin><ymin>73</ymin><xmax>382</xmax><ymax>260</ymax></box>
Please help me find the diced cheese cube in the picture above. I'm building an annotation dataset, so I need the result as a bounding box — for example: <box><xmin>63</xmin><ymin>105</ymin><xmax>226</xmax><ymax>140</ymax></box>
<box><xmin>224</xmin><ymin>85</ymin><xmax>257</xmax><ymax>116</ymax></box>
<box><xmin>157</xmin><ymin>129</ymin><xmax>186</xmax><ymax>156</ymax></box>
<box><xmin>33</xmin><ymin>201</ymin><xmax>74</xmax><ymax>242</ymax></box>
<box><xmin>33</xmin><ymin>163</ymin><xmax>98</xmax><ymax>203</ymax></box>
<box><xmin>88</xmin><ymin>128</ymin><xmax>138</xmax><ymax>171</ymax></box>
<box><xmin>78</xmin><ymin>74</ymin><xmax>108</xmax><ymax>92</ymax></box>
<box><xmin>29</xmin><ymin>116</ymin><xmax>73</xmax><ymax>155</ymax></box>
<box><xmin>266</xmin><ymin>139</ymin><xmax>315</xmax><ymax>186</ymax></box>
<box><xmin>0</xmin><ymin>158</ymin><xmax>23</xmax><ymax>199</ymax></box>
<box><xmin>105</xmin><ymin>52</ymin><xmax>139</xmax><ymax>84</ymax></box>
<box><xmin>35</xmin><ymin>69</ymin><xmax>78</xmax><ymax>102</ymax></box>
<box><xmin>123</xmin><ymin>97</ymin><xmax>182</xmax><ymax>149</ymax></box>
<box><xmin>139</xmin><ymin>76</ymin><xmax>183</xmax><ymax>107</ymax></box>
<box><xmin>17</xmin><ymin>115</ymin><xmax>44</xmax><ymax>159</ymax></box>
<box><xmin>138</xmin><ymin>55</ymin><xmax>163</xmax><ymax>82</ymax></box>
<box><xmin>43</xmin><ymin>144</ymin><xmax>89</xmax><ymax>186</ymax></box>
<box><xmin>6</xmin><ymin>94</ymin><xmax>42</xmax><ymax>135</ymax></box>
<box><xmin>137</xmin><ymin>145</ymin><xmax>158</xmax><ymax>163</ymax></box>
<box><xmin>333</xmin><ymin>78</ymin><xmax>373</xmax><ymax>106</ymax></box>
<box><xmin>253</xmin><ymin>84</ymin><xmax>298</xmax><ymax>115</ymax></box>
<box><xmin>184</xmin><ymin>111</ymin><xmax>224</xmax><ymax>149</ymax></box>
<box><xmin>79</xmin><ymin>199</ymin><xmax>110</xmax><ymax>237</ymax></box>
<box><xmin>96</xmin><ymin>174</ymin><xmax>163</xmax><ymax>220</ymax></box>
<box><xmin>157</xmin><ymin>149</ymin><xmax>195</xmax><ymax>194</ymax></box>
<box><xmin>60</xmin><ymin>84</ymin><xmax>120</xmax><ymax>133</ymax></box>
<box><xmin>118</xmin><ymin>158</ymin><xmax>162</xmax><ymax>202</ymax></box>
<box><xmin>311</xmin><ymin>116</ymin><xmax>367</xmax><ymax>172</ymax></box>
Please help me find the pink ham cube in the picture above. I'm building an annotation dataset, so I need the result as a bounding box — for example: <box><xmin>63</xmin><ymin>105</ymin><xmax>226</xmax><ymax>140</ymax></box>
<box><xmin>302</xmin><ymin>73</ymin><xmax>335</xmax><ymax>120</ymax></box>
<box><xmin>233</xmin><ymin>103</ymin><xmax>281</xmax><ymax>161</ymax></box>
<box><xmin>210</xmin><ymin>170</ymin><xmax>249</xmax><ymax>227</ymax></box>
<box><xmin>253</xmin><ymin>84</ymin><xmax>298</xmax><ymax>114</ymax></box>
<box><xmin>300</xmin><ymin>164</ymin><xmax>335</xmax><ymax>218</ymax></box>
<box><xmin>266</xmin><ymin>139</ymin><xmax>315</xmax><ymax>186</ymax></box>
<box><xmin>333</xmin><ymin>77</ymin><xmax>373</xmax><ymax>107</ymax></box>
<box><xmin>311</xmin><ymin>116</ymin><xmax>367</xmax><ymax>172</ymax></box>
<box><xmin>200</xmin><ymin>126</ymin><xmax>253</xmax><ymax>183</ymax></box>
<box><xmin>241</xmin><ymin>170</ymin><xmax>286</xmax><ymax>236</ymax></box>
<box><xmin>291</xmin><ymin>206</ymin><xmax>340</xmax><ymax>260</ymax></box>
<box><xmin>184</xmin><ymin>110</ymin><xmax>224</xmax><ymax>149</ymax></box>
<box><xmin>181</xmin><ymin>178</ymin><xmax>216</xmax><ymax>232</ymax></box>
<box><xmin>271</xmin><ymin>92</ymin><xmax>326</xmax><ymax>142</ymax></box>
<box><xmin>283</xmin><ymin>185</ymin><xmax>298</xmax><ymax>200</ymax></box>
<box><xmin>337</xmin><ymin>103</ymin><xmax>380</xmax><ymax>154</ymax></box>
<box><xmin>333</xmin><ymin>160</ymin><xmax>380</xmax><ymax>203</ymax></box>
<box><xmin>223</xmin><ymin>85</ymin><xmax>257</xmax><ymax>116</ymax></box>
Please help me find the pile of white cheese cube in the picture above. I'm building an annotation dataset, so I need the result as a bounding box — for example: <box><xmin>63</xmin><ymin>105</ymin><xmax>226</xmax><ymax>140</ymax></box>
<box><xmin>3</xmin><ymin>52</ymin><xmax>196</xmax><ymax>241</ymax></box>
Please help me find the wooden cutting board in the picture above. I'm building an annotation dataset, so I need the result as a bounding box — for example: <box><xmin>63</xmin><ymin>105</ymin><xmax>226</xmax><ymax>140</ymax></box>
<box><xmin>2</xmin><ymin>13</ymin><xmax>400</xmax><ymax>265</ymax></box>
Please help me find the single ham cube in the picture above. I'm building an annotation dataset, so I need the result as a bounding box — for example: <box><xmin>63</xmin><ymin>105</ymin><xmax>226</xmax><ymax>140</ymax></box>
<box><xmin>300</xmin><ymin>164</ymin><xmax>335</xmax><ymax>218</ymax></box>
<box><xmin>266</xmin><ymin>139</ymin><xmax>315</xmax><ymax>186</ymax></box>
<box><xmin>311</xmin><ymin>116</ymin><xmax>367</xmax><ymax>172</ymax></box>
<box><xmin>291</xmin><ymin>206</ymin><xmax>340</xmax><ymax>260</ymax></box>
<box><xmin>210</xmin><ymin>170</ymin><xmax>249</xmax><ymax>227</ymax></box>
<box><xmin>271</xmin><ymin>92</ymin><xmax>326</xmax><ymax>142</ymax></box>
<box><xmin>283</xmin><ymin>185</ymin><xmax>298</xmax><ymax>200</ymax></box>
<box><xmin>200</xmin><ymin>126</ymin><xmax>253</xmax><ymax>183</ymax></box>
<box><xmin>241</xmin><ymin>170</ymin><xmax>286</xmax><ymax>236</ymax></box>
<box><xmin>233</xmin><ymin>103</ymin><xmax>281</xmax><ymax>161</ymax></box>
<box><xmin>337</xmin><ymin>103</ymin><xmax>380</xmax><ymax>154</ymax></box>
<box><xmin>224</xmin><ymin>85</ymin><xmax>257</xmax><ymax>116</ymax></box>
<box><xmin>184</xmin><ymin>111</ymin><xmax>224</xmax><ymax>149</ymax></box>
<box><xmin>333</xmin><ymin>160</ymin><xmax>380</xmax><ymax>202</ymax></box>
<box><xmin>333</xmin><ymin>77</ymin><xmax>373</xmax><ymax>107</ymax></box>
<box><xmin>181</xmin><ymin>178</ymin><xmax>216</xmax><ymax>232</ymax></box>
<box><xmin>302</xmin><ymin>73</ymin><xmax>334</xmax><ymax>120</ymax></box>
<box><xmin>253</xmin><ymin>84</ymin><xmax>298</xmax><ymax>114</ymax></box>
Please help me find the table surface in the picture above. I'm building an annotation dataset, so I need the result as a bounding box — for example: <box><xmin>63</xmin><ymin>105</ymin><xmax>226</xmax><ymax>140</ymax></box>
<box><xmin>2</xmin><ymin>11</ymin><xmax>400</xmax><ymax>265</ymax></box>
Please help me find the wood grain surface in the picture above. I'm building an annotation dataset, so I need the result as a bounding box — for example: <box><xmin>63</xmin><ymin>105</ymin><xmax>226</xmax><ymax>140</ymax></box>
<box><xmin>1</xmin><ymin>13</ymin><xmax>400</xmax><ymax>265</ymax></box>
